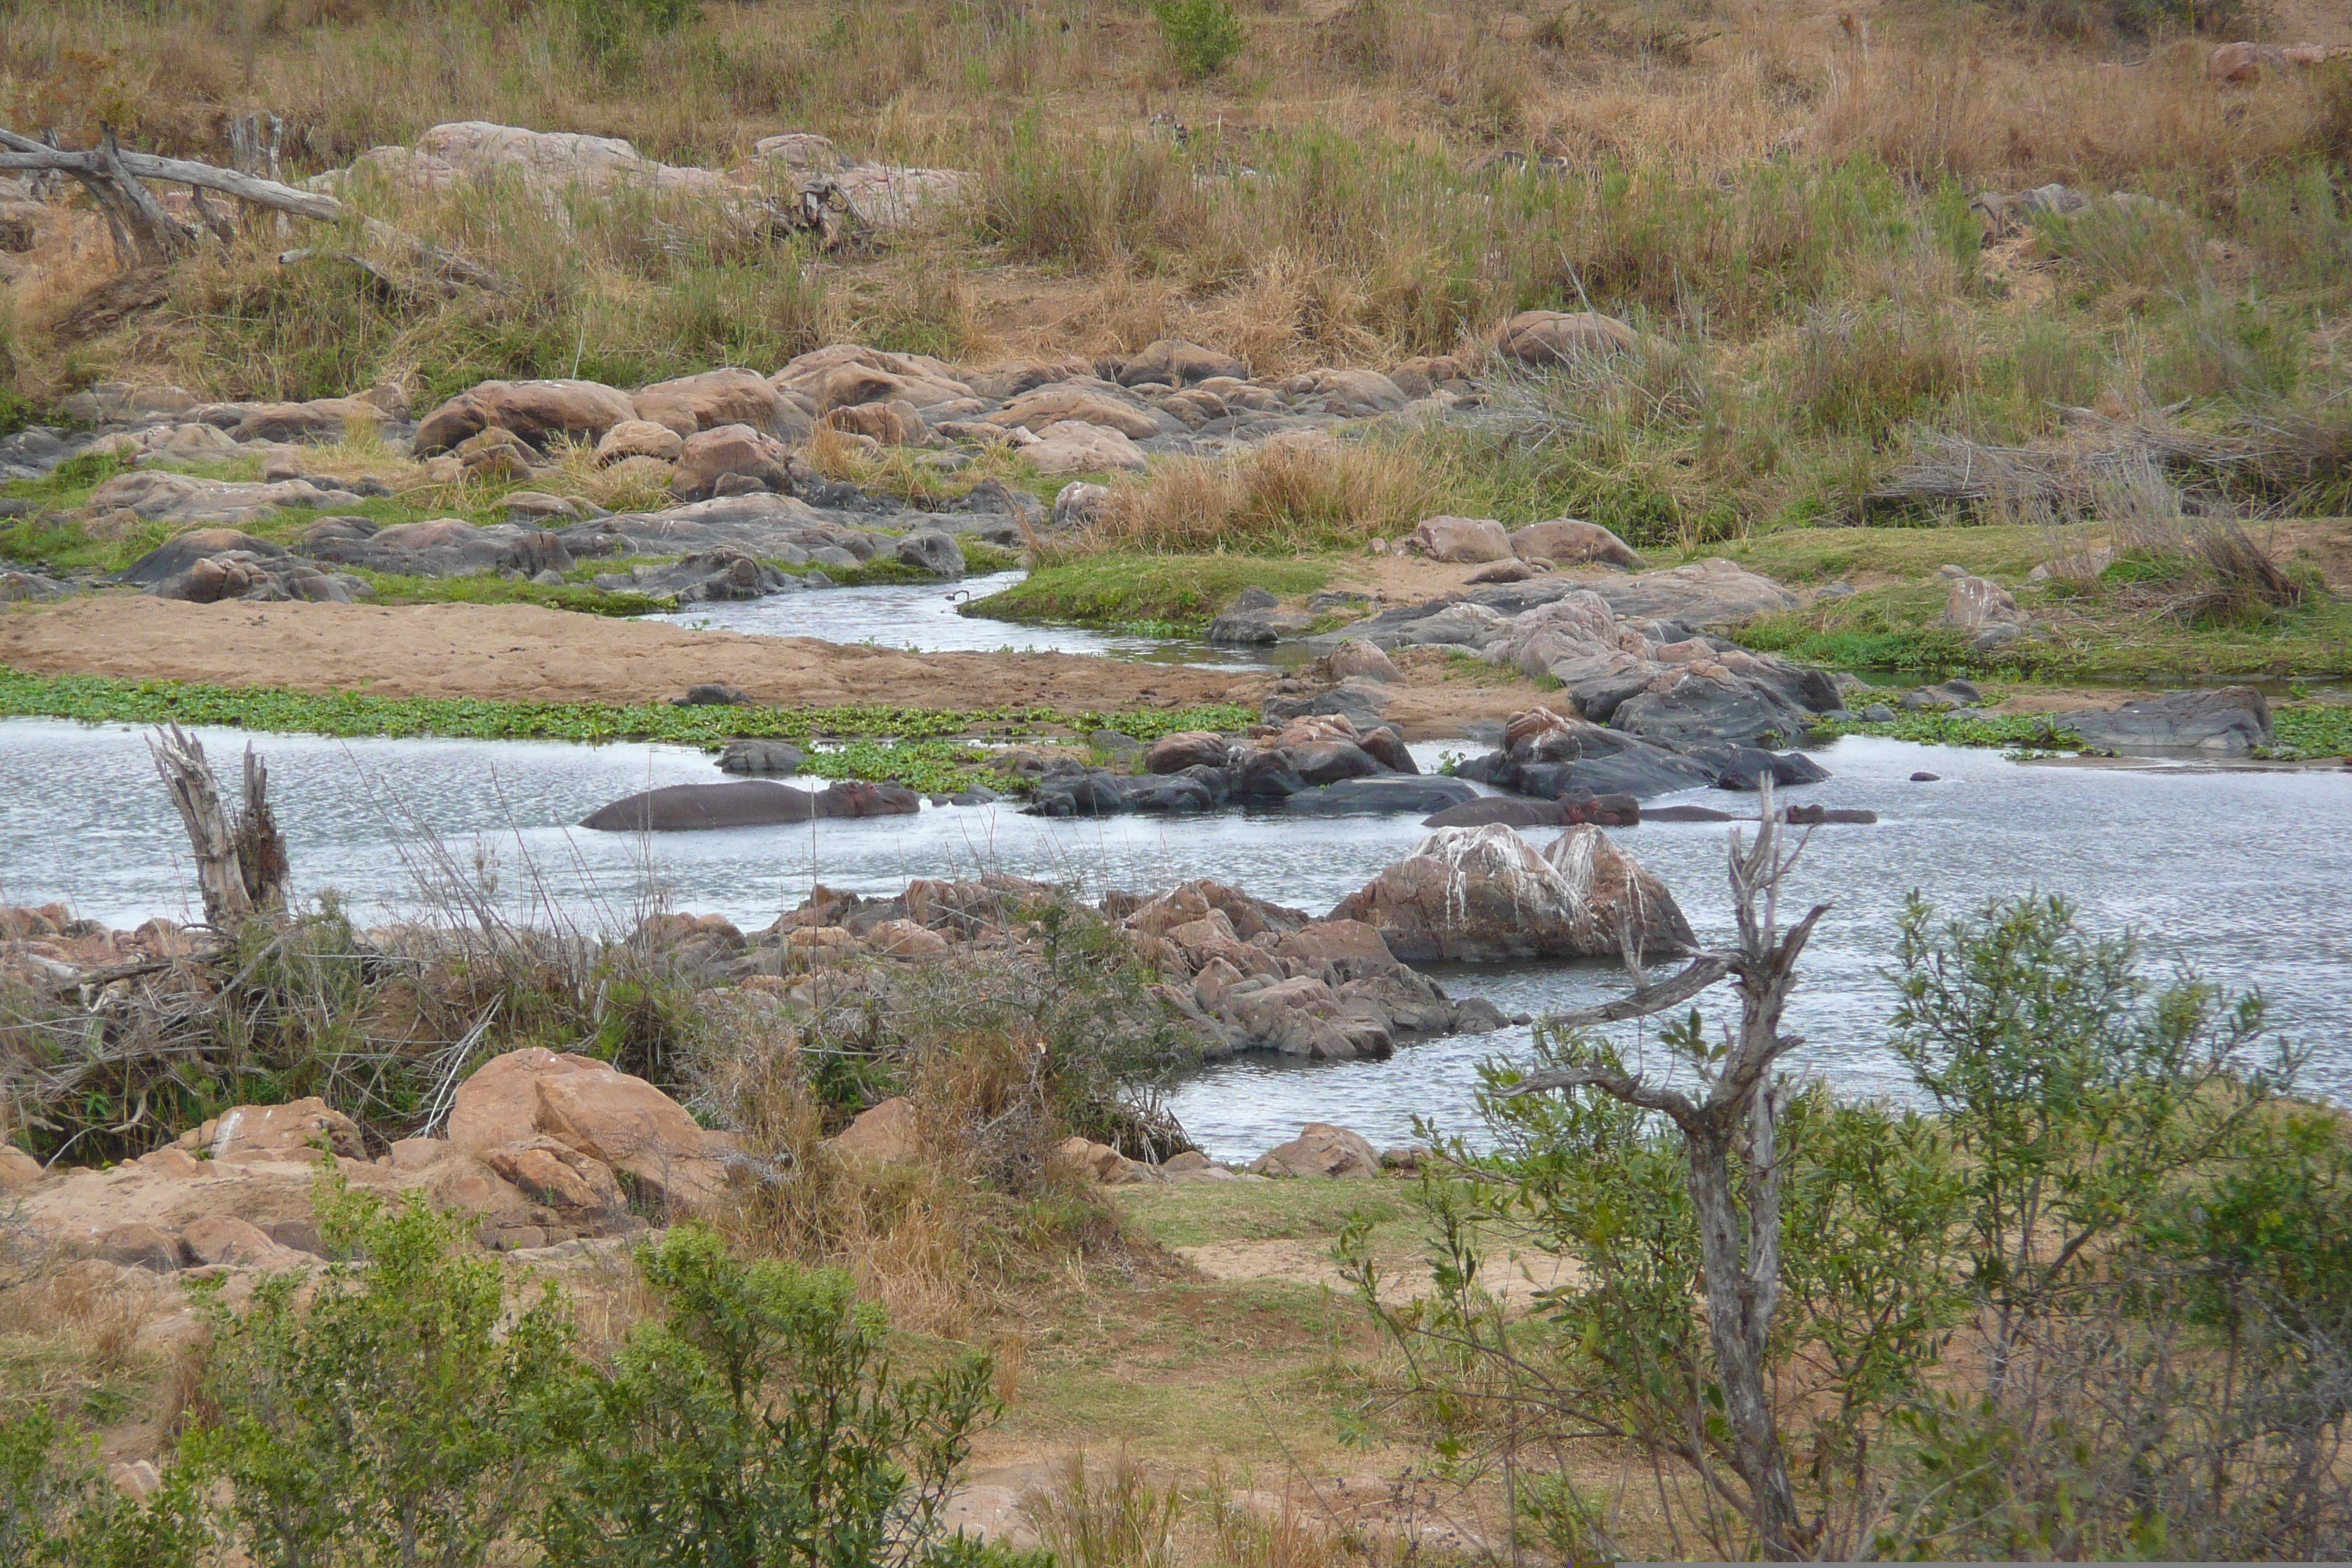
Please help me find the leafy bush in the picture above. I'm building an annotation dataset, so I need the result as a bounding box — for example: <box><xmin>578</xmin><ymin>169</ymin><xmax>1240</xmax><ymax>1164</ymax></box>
<box><xmin>1151</xmin><ymin>0</ymin><xmax>1245</xmax><ymax>78</ymax></box>
<box><xmin>0</xmin><ymin>1403</ymin><xmax>214</xmax><ymax>1567</ymax></box>
<box><xmin>1355</xmin><ymin>892</ymin><xmax>2338</xmax><ymax>1558</ymax></box>
<box><xmin>537</xmin><ymin>1225</ymin><xmax>995</xmax><ymax>1568</ymax></box>
<box><xmin>190</xmin><ymin>1181</ymin><xmax>575</xmax><ymax>1567</ymax></box>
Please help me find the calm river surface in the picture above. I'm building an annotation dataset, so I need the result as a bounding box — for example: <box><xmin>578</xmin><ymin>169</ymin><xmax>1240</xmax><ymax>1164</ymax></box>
<box><xmin>7</xmin><ymin>718</ymin><xmax>2348</xmax><ymax>1156</ymax></box>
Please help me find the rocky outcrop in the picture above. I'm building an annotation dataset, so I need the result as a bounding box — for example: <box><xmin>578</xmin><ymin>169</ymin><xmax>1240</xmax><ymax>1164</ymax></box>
<box><xmin>412</xmin><ymin>378</ymin><xmax>638</xmax><ymax>456</ymax></box>
<box><xmin>1942</xmin><ymin>572</ymin><xmax>2032</xmax><ymax>652</ymax></box>
<box><xmin>1329</xmin><ymin>823</ymin><xmax>1694</xmax><ymax>963</ymax></box>
<box><xmin>449</xmin><ymin>1047</ymin><xmax>726</xmax><ymax>1212</ymax></box>
<box><xmin>2057</xmin><ymin>686</ymin><xmax>2274</xmax><ymax>755</ymax></box>
<box><xmin>1250</xmin><ymin>1123</ymin><xmax>1381</xmax><ymax>1178</ymax></box>
<box><xmin>1493</xmin><ymin>310</ymin><xmax>1637</xmax><ymax>366</ymax></box>
<box><xmin>632</xmin><ymin>367</ymin><xmax>807</xmax><ymax>440</ymax></box>
<box><xmin>1509</xmin><ymin>516</ymin><xmax>1641</xmax><ymax>569</ymax></box>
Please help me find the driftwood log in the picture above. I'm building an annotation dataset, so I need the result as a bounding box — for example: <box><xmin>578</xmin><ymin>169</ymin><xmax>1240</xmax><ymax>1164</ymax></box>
<box><xmin>147</xmin><ymin>723</ymin><xmax>290</xmax><ymax>930</ymax></box>
<box><xmin>0</xmin><ymin>124</ymin><xmax>503</xmax><ymax>290</ymax></box>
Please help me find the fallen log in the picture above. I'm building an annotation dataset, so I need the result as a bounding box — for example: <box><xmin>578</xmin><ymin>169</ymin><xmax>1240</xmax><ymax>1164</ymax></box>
<box><xmin>0</xmin><ymin>124</ymin><xmax>505</xmax><ymax>290</ymax></box>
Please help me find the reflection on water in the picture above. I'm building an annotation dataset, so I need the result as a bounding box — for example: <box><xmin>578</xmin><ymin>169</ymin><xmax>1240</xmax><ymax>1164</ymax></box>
<box><xmin>2</xmin><ymin>720</ymin><xmax>2346</xmax><ymax>1159</ymax></box>
<box><xmin>641</xmin><ymin>570</ymin><xmax>1297</xmax><ymax>669</ymax></box>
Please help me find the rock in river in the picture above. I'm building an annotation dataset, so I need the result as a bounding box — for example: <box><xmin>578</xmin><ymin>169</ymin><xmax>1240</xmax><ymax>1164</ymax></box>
<box><xmin>2055</xmin><ymin>687</ymin><xmax>2274</xmax><ymax>755</ymax></box>
<box><xmin>1329</xmin><ymin>823</ymin><xmax>1695</xmax><ymax>962</ymax></box>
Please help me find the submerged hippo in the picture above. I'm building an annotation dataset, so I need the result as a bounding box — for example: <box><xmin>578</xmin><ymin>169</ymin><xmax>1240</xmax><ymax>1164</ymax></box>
<box><xmin>581</xmin><ymin>779</ymin><xmax>921</xmax><ymax>832</ymax></box>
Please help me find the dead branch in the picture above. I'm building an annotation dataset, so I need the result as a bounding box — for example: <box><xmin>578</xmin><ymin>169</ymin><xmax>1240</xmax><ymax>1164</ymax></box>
<box><xmin>1503</xmin><ymin>777</ymin><xmax>1828</xmax><ymax>1558</ymax></box>
<box><xmin>0</xmin><ymin>124</ymin><xmax>505</xmax><ymax>290</ymax></box>
<box><xmin>146</xmin><ymin>724</ymin><xmax>289</xmax><ymax>930</ymax></box>
<box><xmin>1537</xmin><ymin>954</ymin><xmax>1733</xmax><ymax>1030</ymax></box>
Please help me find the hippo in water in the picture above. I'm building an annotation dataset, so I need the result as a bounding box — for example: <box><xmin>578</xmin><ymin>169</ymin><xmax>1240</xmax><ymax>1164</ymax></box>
<box><xmin>581</xmin><ymin>779</ymin><xmax>921</xmax><ymax>832</ymax></box>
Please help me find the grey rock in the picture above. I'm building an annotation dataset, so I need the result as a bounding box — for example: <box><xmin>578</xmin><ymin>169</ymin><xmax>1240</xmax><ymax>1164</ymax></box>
<box><xmin>2056</xmin><ymin>687</ymin><xmax>2274</xmax><ymax>755</ymax></box>
<box><xmin>894</xmin><ymin>528</ymin><xmax>965</xmax><ymax>577</ymax></box>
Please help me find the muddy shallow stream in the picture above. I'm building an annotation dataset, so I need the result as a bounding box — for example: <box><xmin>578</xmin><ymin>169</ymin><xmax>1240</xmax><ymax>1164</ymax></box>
<box><xmin>7</xmin><ymin>715</ymin><xmax>2349</xmax><ymax>1158</ymax></box>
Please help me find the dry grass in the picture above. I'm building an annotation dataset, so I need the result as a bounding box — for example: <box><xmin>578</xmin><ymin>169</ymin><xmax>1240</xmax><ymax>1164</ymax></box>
<box><xmin>1064</xmin><ymin>436</ymin><xmax>1450</xmax><ymax>559</ymax></box>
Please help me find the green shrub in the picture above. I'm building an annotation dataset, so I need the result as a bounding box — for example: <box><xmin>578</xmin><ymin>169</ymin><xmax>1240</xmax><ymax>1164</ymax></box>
<box><xmin>536</xmin><ymin>1224</ymin><xmax>996</xmax><ymax>1568</ymax></box>
<box><xmin>1151</xmin><ymin>0</ymin><xmax>1245</xmax><ymax>78</ymax></box>
<box><xmin>0</xmin><ymin>1404</ymin><xmax>214</xmax><ymax>1567</ymax></box>
<box><xmin>189</xmin><ymin>1180</ymin><xmax>576</xmax><ymax>1567</ymax></box>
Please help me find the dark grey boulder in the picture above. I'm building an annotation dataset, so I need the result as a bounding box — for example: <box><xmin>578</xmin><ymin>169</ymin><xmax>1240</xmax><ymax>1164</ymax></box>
<box><xmin>1357</xmin><ymin>725</ymin><xmax>1417</xmax><ymax>774</ymax></box>
<box><xmin>627</xmin><ymin>548</ymin><xmax>792</xmax><ymax>603</ymax></box>
<box><xmin>1509</xmin><ymin>745</ymin><xmax>1718</xmax><ymax>800</ymax></box>
<box><xmin>1691</xmin><ymin>746</ymin><xmax>1832</xmax><ymax>791</ymax></box>
<box><xmin>894</xmin><ymin>529</ymin><xmax>966</xmax><ymax>577</ymax></box>
<box><xmin>676</xmin><ymin>684</ymin><xmax>750</xmax><ymax>706</ymax></box>
<box><xmin>1282</xmin><ymin>775</ymin><xmax>1479</xmax><ymax>815</ymax></box>
<box><xmin>1288</xmin><ymin>740</ymin><xmax>1384</xmax><ymax>786</ymax></box>
<box><xmin>1022</xmin><ymin>769</ymin><xmax>1132</xmax><ymax>818</ymax></box>
<box><xmin>581</xmin><ymin>780</ymin><xmax>918</xmax><ymax>831</ymax></box>
<box><xmin>1611</xmin><ymin>679</ymin><xmax>1822</xmax><ymax>750</ymax></box>
<box><xmin>1229</xmin><ymin>749</ymin><xmax>1308</xmax><ymax>802</ymax></box>
<box><xmin>2055</xmin><ymin>687</ymin><xmax>2273</xmax><ymax>755</ymax></box>
<box><xmin>719</xmin><ymin>739</ymin><xmax>804</xmax><ymax>775</ymax></box>
<box><xmin>1261</xmin><ymin>679</ymin><xmax>1391</xmax><ymax>729</ymax></box>
<box><xmin>119</xmin><ymin>528</ymin><xmax>287</xmax><ymax>586</ymax></box>
<box><xmin>1126</xmin><ymin>774</ymin><xmax>1221</xmax><ymax>813</ymax></box>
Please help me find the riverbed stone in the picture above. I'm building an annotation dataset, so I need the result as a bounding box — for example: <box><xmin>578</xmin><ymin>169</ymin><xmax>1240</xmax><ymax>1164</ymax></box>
<box><xmin>2056</xmin><ymin>686</ymin><xmax>2274</xmax><ymax>755</ymax></box>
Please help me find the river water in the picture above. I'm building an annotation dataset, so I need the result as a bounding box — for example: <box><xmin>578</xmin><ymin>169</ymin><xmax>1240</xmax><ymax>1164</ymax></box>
<box><xmin>644</xmin><ymin>570</ymin><xmax>1296</xmax><ymax>668</ymax></box>
<box><xmin>5</xmin><ymin>717</ymin><xmax>2348</xmax><ymax>1158</ymax></box>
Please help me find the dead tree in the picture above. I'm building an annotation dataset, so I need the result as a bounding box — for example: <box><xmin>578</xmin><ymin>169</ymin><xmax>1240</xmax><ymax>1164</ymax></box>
<box><xmin>1506</xmin><ymin>777</ymin><xmax>1826</xmax><ymax>1559</ymax></box>
<box><xmin>148</xmin><ymin>723</ymin><xmax>289</xmax><ymax>930</ymax></box>
<box><xmin>0</xmin><ymin>124</ymin><xmax>504</xmax><ymax>290</ymax></box>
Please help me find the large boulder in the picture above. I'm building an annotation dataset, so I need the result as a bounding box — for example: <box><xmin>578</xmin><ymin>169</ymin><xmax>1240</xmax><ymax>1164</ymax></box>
<box><xmin>671</xmin><ymin>423</ymin><xmax>795</xmax><ymax>500</ymax></box>
<box><xmin>2057</xmin><ymin>687</ymin><xmax>2274</xmax><ymax>755</ymax></box>
<box><xmin>88</xmin><ymin>472</ymin><xmax>350</xmax><ymax>526</ymax></box>
<box><xmin>1406</xmin><ymin>515</ymin><xmax>1513</xmax><ymax>563</ymax></box>
<box><xmin>118</xmin><ymin>528</ymin><xmax>288</xmax><ymax>585</ymax></box>
<box><xmin>1023</xmin><ymin>420</ymin><xmax>1149</xmax><ymax>474</ymax></box>
<box><xmin>624</xmin><ymin>548</ymin><xmax>794</xmax><ymax>603</ymax></box>
<box><xmin>1583</xmin><ymin>559</ymin><xmax>1796</xmax><ymax>627</ymax></box>
<box><xmin>1460</xmin><ymin>706</ymin><xmax>1717</xmax><ymax>799</ymax></box>
<box><xmin>1509</xmin><ymin>517</ymin><xmax>1642</xmax><ymax>569</ymax></box>
<box><xmin>1329</xmin><ymin>823</ymin><xmax>1693</xmax><ymax>962</ymax></box>
<box><xmin>633</xmin><ymin>368</ymin><xmax>809</xmax><ymax>440</ymax></box>
<box><xmin>1610</xmin><ymin>673</ymin><xmax>1825</xmax><ymax>751</ymax></box>
<box><xmin>1116</xmin><ymin>339</ymin><xmax>1247</xmax><ymax>387</ymax></box>
<box><xmin>173</xmin><ymin>1098</ymin><xmax>366</xmax><ymax>1162</ymax></box>
<box><xmin>1942</xmin><ymin>573</ymin><xmax>2030</xmax><ymax>651</ymax></box>
<box><xmin>412</xmin><ymin>378</ymin><xmax>638</xmax><ymax>455</ymax></box>
<box><xmin>998</xmin><ymin>386</ymin><xmax>1164</xmax><ymax>441</ymax></box>
<box><xmin>449</xmin><ymin>1047</ymin><xmax>725</xmax><ymax>1211</ymax></box>
<box><xmin>1145</xmin><ymin>731</ymin><xmax>1232</xmax><ymax>774</ymax></box>
<box><xmin>1493</xmin><ymin>310</ymin><xmax>1637</xmax><ymax>366</ymax></box>
<box><xmin>894</xmin><ymin>529</ymin><xmax>966</xmax><ymax>577</ymax></box>
<box><xmin>1250</xmin><ymin>1123</ymin><xmax>1381</xmax><ymax>1178</ymax></box>
<box><xmin>1280</xmin><ymin>368</ymin><xmax>1409</xmax><ymax>417</ymax></box>
<box><xmin>595</xmin><ymin>419</ymin><xmax>686</xmax><ymax>466</ymax></box>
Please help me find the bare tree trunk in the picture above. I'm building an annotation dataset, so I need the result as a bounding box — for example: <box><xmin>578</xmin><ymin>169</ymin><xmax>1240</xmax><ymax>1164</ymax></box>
<box><xmin>1508</xmin><ymin>777</ymin><xmax>1824</xmax><ymax>1558</ymax></box>
<box><xmin>148</xmin><ymin>724</ymin><xmax>288</xmax><ymax>929</ymax></box>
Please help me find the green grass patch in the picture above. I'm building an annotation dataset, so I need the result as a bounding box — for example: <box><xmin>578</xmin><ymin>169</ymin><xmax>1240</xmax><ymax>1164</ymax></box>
<box><xmin>967</xmin><ymin>554</ymin><xmax>1333</xmax><ymax>630</ymax></box>
<box><xmin>0</xmin><ymin>667</ymin><xmax>1259</xmax><ymax>788</ymax></box>
<box><xmin>1820</xmin><ymin>701</ymin><xmax>2352</xmax><ymax>760</ymax></box>
<box><xmin>1711</xmin><ymin>521</ymin><xmax>2054</xmax><ymax>585</ymax></box>
<box><xmin>353</xmin><ymin>572</ymin><xmax>670</xmax><ymax>617</ymax></box>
